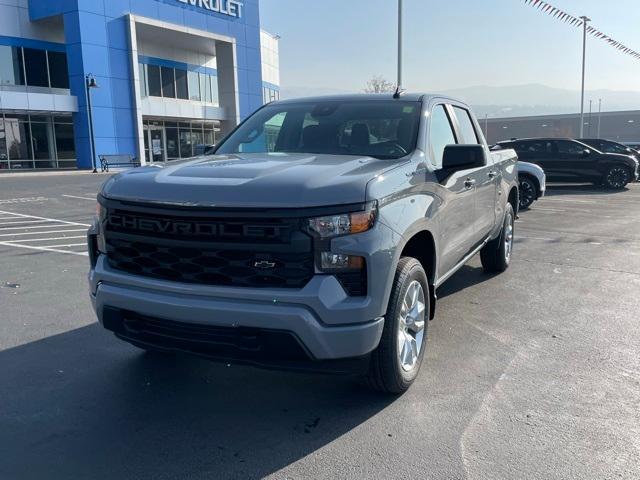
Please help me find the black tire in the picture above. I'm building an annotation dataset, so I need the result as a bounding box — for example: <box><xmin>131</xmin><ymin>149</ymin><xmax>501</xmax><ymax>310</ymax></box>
<box><xmin>602</xmin><ymin>166</ymin><xmax>631</xmax><ymax>189</ymax></box>
<box><xmin>366</xmin><ymin>257</ymin><xmax>429</xmax><ymax>394</ymax></box>
<box><xmin>518</xmin><ymin>175</ymin><xmax>537</xmax><ymax>210</ymax></box>
<box><xmin>480</xmin><ymin>203</ymin><xmax>515</xmax><ymax>273</ymax></box>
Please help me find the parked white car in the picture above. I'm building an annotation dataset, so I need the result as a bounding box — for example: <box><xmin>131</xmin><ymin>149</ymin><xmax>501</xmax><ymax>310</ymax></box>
<box><xmin>518</xmin><ymin>161</ymin><xmax>546</xmax><ymax>209</ymax></box>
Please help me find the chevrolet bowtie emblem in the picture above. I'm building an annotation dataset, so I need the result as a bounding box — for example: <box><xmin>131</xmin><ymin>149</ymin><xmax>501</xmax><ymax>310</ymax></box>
<box><xmin>254</xmin><ymin>260</ymin><xmax>276</xmax><ymax>269</ymax></box>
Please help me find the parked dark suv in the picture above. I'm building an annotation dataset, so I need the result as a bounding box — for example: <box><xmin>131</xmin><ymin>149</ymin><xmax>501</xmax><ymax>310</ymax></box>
<box><xmin>579</xmin><ymin>138</ymin><xmax>640</xmax><ymax>162</ymax></box>
<box><xmin>495</xmin><ymin>138</ymin><xmax>639</xmax><ymax>189</ymax></box>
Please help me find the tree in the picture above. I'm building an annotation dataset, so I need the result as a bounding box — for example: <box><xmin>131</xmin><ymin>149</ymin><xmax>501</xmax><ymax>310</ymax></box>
<box><xmin>364</xmin><ymin>76</ymin><xmax>396</xmax><ymax>94</ymax></box>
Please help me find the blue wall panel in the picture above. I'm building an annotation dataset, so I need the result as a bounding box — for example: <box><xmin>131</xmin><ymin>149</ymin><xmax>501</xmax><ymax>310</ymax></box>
<box><xmin>28</xmin><ymin>0</ymin><xmax>265</xmax><ymax>169</ymax></box>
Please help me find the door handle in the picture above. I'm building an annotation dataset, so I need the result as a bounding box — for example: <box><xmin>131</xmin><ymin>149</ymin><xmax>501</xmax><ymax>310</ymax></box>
<box><xmin>488</xmin><ymin>171</ymin><xmax>498</xmax><ymax>178</ymax></box>
<box><xmin>464</xmin><ymin>178</ymin><xmax>476</xmax><ymax>189</ymax></box>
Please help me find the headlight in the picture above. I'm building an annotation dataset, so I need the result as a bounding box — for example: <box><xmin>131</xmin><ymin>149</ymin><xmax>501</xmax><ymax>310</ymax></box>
<box><xmin>307</xmin><ymin>204</ymin><xmax>377</xmax><ymax>239</ymax></box>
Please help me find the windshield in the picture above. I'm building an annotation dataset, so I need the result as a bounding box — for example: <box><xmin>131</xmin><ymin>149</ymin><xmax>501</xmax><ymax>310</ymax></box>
<box><xmin>215</xmin><ymin>100</ymin><xmax>422</xmax><ymax>160</ymax></box>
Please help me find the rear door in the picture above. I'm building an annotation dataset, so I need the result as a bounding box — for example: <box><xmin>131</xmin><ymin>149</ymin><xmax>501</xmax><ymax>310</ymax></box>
<box><xmin>449</xmin><ymin>105</ymin><xmax>496</xmax><ymax>242</ymax></box>
<box><xmin>428</xmin><ymin>103</ymin><xmax>477</xmax><ymax>276</ymax></box>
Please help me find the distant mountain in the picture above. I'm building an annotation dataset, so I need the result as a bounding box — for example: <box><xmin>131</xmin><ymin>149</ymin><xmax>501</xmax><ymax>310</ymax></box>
<box><xmin>280</xmin><ymin>83</ymin><xmax>640</xmax><ymax>118</ymax></box>
<box><xmin>440</xmin><ymin>84</ymin><xmax>640</xmax><ymax>118</ymax></box>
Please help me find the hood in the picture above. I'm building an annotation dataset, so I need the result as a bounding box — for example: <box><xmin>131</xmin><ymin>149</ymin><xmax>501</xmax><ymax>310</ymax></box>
<box><xmin>101</xmin><ymin>153</ymin><xmax>399</xmax><ymax>208</ymax></box>
<box><xmin>517</xmin><ymin>160</ymin><xmax>545</xmax><ymax>176</ymax></box>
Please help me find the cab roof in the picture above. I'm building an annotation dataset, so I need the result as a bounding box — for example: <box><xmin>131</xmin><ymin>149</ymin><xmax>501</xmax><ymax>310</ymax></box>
<box><xmin>272</xmin><ymin>93</ymin><xmax>462</xmax><ymax>105</ymax></box>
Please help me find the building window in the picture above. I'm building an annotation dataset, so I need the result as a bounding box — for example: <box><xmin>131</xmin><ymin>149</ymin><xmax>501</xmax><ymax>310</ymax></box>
<box><xmin>175</xmin><ymin>69</ymin><xmax>188</xmax><ymax>100</ymax></box>
<box><xmin>0</xmin><ymin>113</ymin><xmax>74</xmax><ymax>169</ymax></box>
<box><xmin>188</xmin><ymin>71</ymin><xmax>200</xmax><ymax>101</ymax></box>
<box><xmin>47</xmin><ymin>51</ymin><xmax>69</xmax><ymax>89</ymax></box>
<box><xmin>0</xmin><ymin>118</ymin><xmax>7</xmax><ymax>169</ymax></box>
<box><xmin>139</xmin><ymin>63</ymin><xmax>147</xmax><ymax>97</ymax></box>
<box><xmin>0</xmin><ymin>46</ymin><xmax>68</xmax><ymax>89</ymax></box>
<box><xmin>209</xmin><ymin>75</ymin><xmax>219</xmax><ymax>106</ymax></box>
<box><xmin>0</xmin><ymin>46</ymin><xmax>25</xmax><ymax>86</ymax></box>
<box><xmin>160</xmin><ymin>66</ymin><xmax>175</xmax><ymax>98</ymax></box>
<box><xmin>23</xmin><ymin>48</ymin><xmax>49</xmax><ymax>87</ymax></box>
<box><xmin>147</xmin><ymin>65</ymin><xmax>161</xmax><ymax>97</ymax></box>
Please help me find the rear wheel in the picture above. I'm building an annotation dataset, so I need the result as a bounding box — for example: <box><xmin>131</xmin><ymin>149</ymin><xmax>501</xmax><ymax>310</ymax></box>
<box><xmin>366</xmin><ymin>257</ymin><xmax>429</xmax><ymax>394</ymax></box>
<box><xmin>518</xmin><ymin>175</ymin><xmax>537</xmax><ymax>209</ymax></box>
<box><xmin>603</xmin><ymin>166</ymin><xmax>631</xmax><ymax>189</ymax></box>
<box><xmin>480</xmin><ymin>203</ymin><xmax>514</xmax><ymax>273</ymax></box>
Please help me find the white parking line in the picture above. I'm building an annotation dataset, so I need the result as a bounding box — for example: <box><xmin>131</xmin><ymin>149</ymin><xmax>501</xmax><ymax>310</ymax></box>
<box><xmin>0</xmin><ymin>210</ymin><xmax>90</xmax><ymax>227</ymax></box>
<box><xmin>62</xmin><ymin>194</ymin><xmax>96</xmax><ymax>201</ymax></box>
<box><xmin>0</xmin><ymin>220</ymin><xmax>57</xmax><ymax>226</ymax></box>
<box><xmin>0</xmin><ymin>210</ymin><xmax>90</xmax><ymax>257</ymax></box>
<box><xmin>40</xmin><ymin>243</ymin><xmax>87</xmax><ymax>248</ymax></box>
<box><xmin>0</xmin><ymin>228</ymin><xmax>87</xmax><ymax>237</ymax></box>
<box><xmin>0</xmin><ymin>241</ymin><xmax>88</xmax><ymax>256</ymax></box>
<box><xmin>3</xmin><ymin>236</ymin><xmax>86</xmax><ymax>244</ymax></box>
<box><xmin>0</xmin><ymin>224</ymin><xmax>88</xmax><ymax>231</ymax></box>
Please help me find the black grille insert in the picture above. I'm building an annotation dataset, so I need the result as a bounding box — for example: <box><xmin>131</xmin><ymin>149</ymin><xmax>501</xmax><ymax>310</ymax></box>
<box><xmin>104</xmin><ymin>209</ymin><xmax>314</xmax><ymax>289</ymax></box>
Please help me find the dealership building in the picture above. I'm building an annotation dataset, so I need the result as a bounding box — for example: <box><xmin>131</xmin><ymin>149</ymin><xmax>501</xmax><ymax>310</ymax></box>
<box><xmin>0</xmin><ymin>0</ymin><xmax>279</xmax><ymax>170</ymax></box>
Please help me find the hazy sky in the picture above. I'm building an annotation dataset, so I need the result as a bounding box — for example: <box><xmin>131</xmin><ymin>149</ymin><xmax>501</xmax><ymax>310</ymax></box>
<box><xmin>260</xmin><ymin>0</ymin><xmax>640</xmax><ymax>93</ymax></box>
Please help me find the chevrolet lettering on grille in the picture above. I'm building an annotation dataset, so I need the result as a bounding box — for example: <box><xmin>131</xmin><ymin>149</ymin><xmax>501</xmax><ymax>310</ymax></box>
<box><xmin>108</xmin><ymin>213</ymin><xmax>286</xmax><ymax>240</ymax></box>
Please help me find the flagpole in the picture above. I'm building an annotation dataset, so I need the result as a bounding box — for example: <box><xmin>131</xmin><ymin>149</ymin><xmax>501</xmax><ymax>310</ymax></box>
<box><xmin>579</xmin><ymin>15</ymin><xmax>590</xmax><ymax>137</ymax></box>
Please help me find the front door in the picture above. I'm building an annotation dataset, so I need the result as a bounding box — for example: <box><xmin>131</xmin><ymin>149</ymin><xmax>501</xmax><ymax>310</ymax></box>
<box><xmin>428</xmin><ymin>104</ymin><xmax>478</xmax><ymax>276</ymax></box>
<box><xmin>552</xmin><ymin>140</ymin><xmax>599</xmax><ymax>181</ymax></box>
<box><xmin>148</xmin><ymin>127</ymin><xmax>166</xmax><ymax>163</ymax></box>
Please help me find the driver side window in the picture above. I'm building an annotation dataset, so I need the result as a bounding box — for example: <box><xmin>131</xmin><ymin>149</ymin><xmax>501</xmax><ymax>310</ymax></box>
<box><xmin>429</xmin><ymin>104</ymin><xmax>457</xmax><ymax>168</ymax></box>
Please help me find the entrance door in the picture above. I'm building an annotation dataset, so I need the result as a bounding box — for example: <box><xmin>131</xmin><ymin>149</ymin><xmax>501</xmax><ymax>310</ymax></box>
<box><xmin>148</xmin><ymin>127</ymin><xmax>166</xmax><ymax>163</ymax></box>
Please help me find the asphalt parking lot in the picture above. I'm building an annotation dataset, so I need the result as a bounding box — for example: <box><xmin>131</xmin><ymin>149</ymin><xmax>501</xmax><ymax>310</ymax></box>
<box><xmin>1</xmin><ymin>172</ymin><xmax>639</xmax><ymax>480</ymax></box>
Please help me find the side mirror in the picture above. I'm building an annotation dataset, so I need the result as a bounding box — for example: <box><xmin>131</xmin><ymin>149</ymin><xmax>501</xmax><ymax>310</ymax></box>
<box><xmin>442</xmin><ymin>144</ymin><xmax>487</xmax><ymax>171</ymax></box>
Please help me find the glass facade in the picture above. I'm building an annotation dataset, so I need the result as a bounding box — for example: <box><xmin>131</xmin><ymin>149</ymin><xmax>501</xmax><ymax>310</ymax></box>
<box><xmin>139</xmin><ymin>61</ymin><xmax>219</xmax><ymax>106</ymax></box>
<box><xmin>263</xmin><ymin>85</ymin><xmax>280</xmax><ymax>103</ymax></box>
<box><xmin>142</xmin><ymin>118</ymin><xmax>221</xmax><ymax>163</ymax></box>
<box><xmin>0</xmin><ymin>113</ymin><xmax>75</xmax><ymax>170</ymax></box>
<box><xmin>0</xmin><ymin>45</ymin><xmax>69</xmax><ymax>90</ymax></box>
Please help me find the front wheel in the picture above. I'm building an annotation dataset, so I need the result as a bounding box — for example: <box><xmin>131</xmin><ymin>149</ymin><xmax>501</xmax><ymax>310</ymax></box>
<box><xmin>518</xmin><ymin>175</ymin><xmax>537</xmax><ymax>210</ymax></box>
<box><xmin>480</xmin><ymin>203</ymin><xmax>515</xmax><ymax>273</ymax></box>
<box><xmin>603</xmin><ymin>166</ymin><xmax>631</xmax><ymax>189</ymax></box>
<box><xmin>366</xmin><ymin>257</ymin><xmax>429</xmax><ymax>394</ymax></box>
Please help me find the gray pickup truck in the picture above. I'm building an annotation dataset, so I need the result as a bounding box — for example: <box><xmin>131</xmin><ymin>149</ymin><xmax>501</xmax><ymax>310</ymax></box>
<box><xmin>88</xmin><ymin>94</ymin><xmax>518</xmax><ymax>393</ymax></box>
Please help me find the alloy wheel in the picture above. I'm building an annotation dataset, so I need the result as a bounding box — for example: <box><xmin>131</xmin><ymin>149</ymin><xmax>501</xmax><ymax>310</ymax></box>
<box><xmin>397</xmin><ymin>280</ymin><xmax>426</xmax><ymax>372</ymax></box>
<box><xmin>606</xmin><ymin>167</ymin><xmax>629</xmax><ymax>189</ymax></box>
<box><xmin>504</xmin><ymin>212</ymin><xmax>514</xmax><ymax>263</ymax></box>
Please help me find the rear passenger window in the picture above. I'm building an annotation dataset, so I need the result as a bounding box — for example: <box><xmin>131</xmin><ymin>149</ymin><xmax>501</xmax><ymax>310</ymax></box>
<box><xmin>452</xmin><ymin>107</ymin><xmax>479</xmax><ymax>144</ymax></box>
<box><xmin>429</xmin><ymin>105</ymin><xmax>457</xmax><ymax>168</ymax></box>
<box><xmin>522</xmin><ymin>141</ymin><xmax>550</xmax><ymax>153</ymax></box>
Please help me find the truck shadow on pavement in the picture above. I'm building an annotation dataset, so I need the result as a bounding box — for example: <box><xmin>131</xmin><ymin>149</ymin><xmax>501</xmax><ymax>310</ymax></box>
<box><xmin>0</xmin><ymin>324</ymin><xmax>395</xmax><ymax>479</ymax></box>
<box><xmin>436</xmin><ymin>265</ymin><xmax>497</xmax><ymax>300</ymax></box>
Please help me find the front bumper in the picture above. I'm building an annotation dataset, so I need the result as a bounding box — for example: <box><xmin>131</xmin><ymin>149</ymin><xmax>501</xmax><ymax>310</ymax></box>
<box><xmin>90</xmin><ymin>256</ymin><xmax>385</xmax><ymax>368</ymax></box>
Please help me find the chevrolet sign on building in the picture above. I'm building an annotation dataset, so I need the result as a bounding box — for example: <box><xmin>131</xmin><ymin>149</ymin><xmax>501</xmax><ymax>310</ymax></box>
<box><xmin>0</xmin><ymin>0</ymin><xmax>278</xmax><ymax>171</ymax></box>
<box><xmin>178</xmin><ymin>0</ymin><xmax>244</xmax><ymax>18</ymax></box>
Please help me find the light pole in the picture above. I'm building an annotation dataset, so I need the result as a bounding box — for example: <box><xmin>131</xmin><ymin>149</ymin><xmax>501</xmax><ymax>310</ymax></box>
<box><xmin>85</xmin><ymin>74</ymin><xmax>99</xmax><ymax>173</ymax></box>
<box><xmin>597</xmin><ymin>98</ymin><xmax>602</xmax><ymax>137</ymax></box>
<box><xmin>397</xmin><ymin>0</ymin><xmax>403</xmax><ymax>92</ymax></box>
<box><xmin>579</xmin><ymin>16</ymin><xmax>590</xmax><ymax>138</ymax></box>
<box><xmin>588</xmin><ymin>99</ymin><xmax>592</xmax><ymax>136</ymax></box>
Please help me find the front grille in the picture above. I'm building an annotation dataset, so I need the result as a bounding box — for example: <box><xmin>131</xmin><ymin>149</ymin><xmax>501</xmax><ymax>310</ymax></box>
<box><xmin>103</xmin><ymin>207</ymin><xmax>314</xmax><ymax>289</ymax></box>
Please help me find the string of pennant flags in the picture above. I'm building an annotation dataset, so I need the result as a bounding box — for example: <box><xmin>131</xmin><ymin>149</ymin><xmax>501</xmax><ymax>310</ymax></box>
<box><xmin>523</xmin><ymin>0</ymin><xmax>640</xmax><ymax>61</ymax></box>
